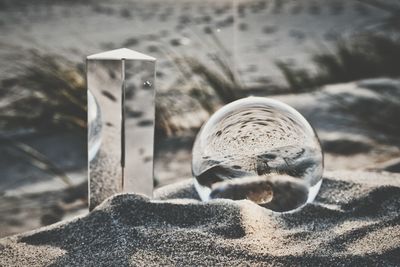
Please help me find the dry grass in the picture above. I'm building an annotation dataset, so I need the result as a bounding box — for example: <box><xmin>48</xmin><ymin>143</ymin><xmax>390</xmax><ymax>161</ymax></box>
<box><xmin>0</xmin><ymin>51</ymin><xmax>86</xmax><ymax>134</ymax></box>
<box><xmin>0</xmin><ymin>51</ymin><xmax>87</xmax><ymax>185</ymax></box>
<box><xmin>276</xmin><ymin>35</ymin><xmax>400</xmax><ymax>92</ymax></box>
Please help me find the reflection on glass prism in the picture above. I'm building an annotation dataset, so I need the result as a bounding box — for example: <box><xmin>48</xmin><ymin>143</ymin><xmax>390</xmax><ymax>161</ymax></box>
<box><xmin>88</xmin><ymin>90</ymin><xmax>102</xmax><ymax>163</ymax></box>
<box><xmin>87</xmin><ymin>48</ymin><xmax>156</xmax><ymax>210</ymax></box>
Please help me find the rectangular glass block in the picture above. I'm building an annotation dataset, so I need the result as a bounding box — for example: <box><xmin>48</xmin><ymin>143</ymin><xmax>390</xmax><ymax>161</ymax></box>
<box><xmin>123</xmin><ymin>60</ymin><xmax>156</xmax><ymax>196</ymax></box>
<box><xmin>87</xmin><ymin>49</ymin><xmax>156</xmax><ymax>210</ymax></box>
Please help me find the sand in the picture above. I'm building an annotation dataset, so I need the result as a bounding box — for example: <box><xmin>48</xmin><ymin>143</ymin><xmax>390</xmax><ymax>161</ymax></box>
<box><xmin>1</xmin><ymin>170</ymin><xmax>399</xmax><ymax>266</ymax></box>
<box><xmin>1</xmin><ymin>0</ymin><xmax>400</xmax><ymax>237</ymax></box>
<box><xmin>1</xmin><ymin>1</ymin><xmax>400</xmax><ymax>264</ymax></box>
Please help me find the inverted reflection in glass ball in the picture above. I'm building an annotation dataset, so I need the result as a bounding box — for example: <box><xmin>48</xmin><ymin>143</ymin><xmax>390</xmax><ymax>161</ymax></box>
<box><xmin>192</xmin><ymin>97</ymin><xmax>323</xmax><ymax>212</ymax></box>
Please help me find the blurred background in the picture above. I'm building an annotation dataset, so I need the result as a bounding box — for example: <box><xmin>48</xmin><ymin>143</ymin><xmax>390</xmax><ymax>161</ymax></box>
<box><xmin>1</xmin><ymin>0</ymin><xmax>400</xmax><ymax>237</ymax></box>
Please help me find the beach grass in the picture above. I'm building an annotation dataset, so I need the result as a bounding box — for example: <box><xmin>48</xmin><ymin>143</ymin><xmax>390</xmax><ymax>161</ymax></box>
<box><xmin>276</xmin><ymin>34</ymin><xmax>400</xmax><ymax>91</ymax></box>
<box><xmin>0</xmin><ymin>51</ymin><xmax>87</xmax><ymax>134</ymax></box>
<box><xmin>0</xmin><ymin>51</ymin><xmax>87</xmax><ymax>185</ymax></box>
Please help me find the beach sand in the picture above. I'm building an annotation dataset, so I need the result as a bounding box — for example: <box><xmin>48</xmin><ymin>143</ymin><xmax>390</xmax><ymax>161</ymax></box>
<box><xmin>1</xmin><ymin>1</ymin><xmax>400</xmax><ymax>264</ymax></box>
<box><xmin>1</xmin><ymin>170</ymin><xmax>399</xmax><ymax>266</ymax></box>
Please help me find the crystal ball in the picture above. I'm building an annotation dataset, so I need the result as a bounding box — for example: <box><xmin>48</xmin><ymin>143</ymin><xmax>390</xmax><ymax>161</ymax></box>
<box><xmin>192</xmin><ymin>97</ymin><xmax>323</xmax><ymax>212</ymax></box>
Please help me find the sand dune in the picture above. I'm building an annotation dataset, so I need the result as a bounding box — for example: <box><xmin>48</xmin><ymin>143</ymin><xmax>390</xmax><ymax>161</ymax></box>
<box><xmin>1</xmin><ymin>170</ymin><xmax>399</xmax><ymax>266</ymax></box>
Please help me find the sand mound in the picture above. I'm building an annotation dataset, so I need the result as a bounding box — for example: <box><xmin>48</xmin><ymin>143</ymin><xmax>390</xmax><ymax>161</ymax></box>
<box><xmin>1</xmin><ymin>170</ymin><xmax>400</xmax><ymax>266</ymax></box>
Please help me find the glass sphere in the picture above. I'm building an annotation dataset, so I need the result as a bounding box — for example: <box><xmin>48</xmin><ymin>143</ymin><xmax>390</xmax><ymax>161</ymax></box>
<box><xmin>192</xmin><ymin>97</ymin><xmax>323</xmax><ymax>212</ymax></box>
<box><xmin>88</xmin><ymin>90</ymin><xmax>102</xmax><ymax>162</ymax></box>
